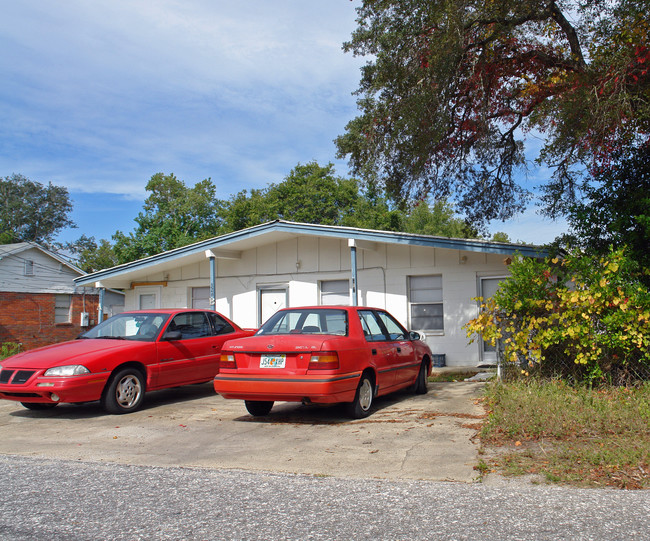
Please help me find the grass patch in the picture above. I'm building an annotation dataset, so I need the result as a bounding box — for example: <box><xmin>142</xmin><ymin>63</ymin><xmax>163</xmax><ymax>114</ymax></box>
<box><xmin>480</xmin><ymin>380</ymin><xmax>650</xmax><ymax>489</ymax></box>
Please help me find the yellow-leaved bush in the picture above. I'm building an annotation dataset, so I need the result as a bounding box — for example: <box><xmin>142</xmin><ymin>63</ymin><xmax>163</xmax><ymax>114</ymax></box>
<box><xmin>465</xmin><ymin>249</ymin><xmax>650</xmax><ymax>383</ymax></box>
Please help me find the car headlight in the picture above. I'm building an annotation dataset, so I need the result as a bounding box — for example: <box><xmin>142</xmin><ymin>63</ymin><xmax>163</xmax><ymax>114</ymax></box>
<box><xmin>44</xmin><ymin>365</ymin><xmax>91</xmax><ymax>377</ymax></box>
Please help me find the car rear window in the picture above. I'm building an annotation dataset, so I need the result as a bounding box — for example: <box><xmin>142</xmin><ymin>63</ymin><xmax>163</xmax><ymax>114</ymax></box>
<box><xmin>257</xmin><ymin>309</ymin><xmax>348</xmax><ymax>336</ymax></box>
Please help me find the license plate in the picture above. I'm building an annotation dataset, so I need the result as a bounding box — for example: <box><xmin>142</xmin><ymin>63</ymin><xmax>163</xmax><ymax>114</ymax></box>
<box><xmin>260</xmin><ymin>354</ymin><xmax>286</xmax><ymax>368</ymax></box>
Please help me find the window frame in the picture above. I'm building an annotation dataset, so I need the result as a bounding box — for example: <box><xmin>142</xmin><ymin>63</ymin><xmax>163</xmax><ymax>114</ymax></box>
<box><xmin>408</xmin><ymin>274</ymin><xmax>444</xmax><ymax>334</ymax></box>
<box><xmin>54</xmin><ymin>294</ymin><xmax>71</xmax><ymax>324</ymax></box>
<box><xmin>319</xmin><ymin>279</ymin><xmax>350</xmax><ymax>306</ymax></box>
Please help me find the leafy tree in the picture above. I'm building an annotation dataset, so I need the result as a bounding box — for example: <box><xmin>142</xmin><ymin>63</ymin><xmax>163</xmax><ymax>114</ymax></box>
<box><xmin>560</xmin><ymin>143</ymin><xmax>650</xmax><ymax>279</ymax></box>
<box><xmin>222</xmin><ymin>162</ymin><xmax>362</xmax><ymax>230</ymax></box>
<box><xmin>402</xmin><ymin>198</ymin><xmax>474</xmax><ymax>238</ymax></box>
<box><xmin>112</xmin><ymin>173</ymin><xmax>225</xmax><ymax>263</ymax></box>
<box><xmin>490</xmin><ymin>231</ymin><xmax>512</xmax><ymax>243</ymax></box>
<box><xmin>0</xmin><ymin>174</ymin><xmax>75</xmax><ymax>244</ymax></box>
<box><xmin>336</xmin><ymin>0</ymin><xmax>650</xmax><ymax>225</ymax></box>
<box><xmin>60</xmin><ymin>235</ymin><xmax>118</xmax><ymax>273</ymax></box>
<box><xmin>100</xmin><ymin>163</ymin><xmax>492</xmax><ymax>265</ymax></box>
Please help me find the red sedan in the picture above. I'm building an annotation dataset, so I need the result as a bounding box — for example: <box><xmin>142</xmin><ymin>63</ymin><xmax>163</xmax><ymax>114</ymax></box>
<box><xmin>0</xmin><ymin>309</ymin><xmax>255</xmax><ymax>414</ymax></box>
<box><xmin>213</xmin><ymin>306</ymin><xmax>433</xmax><ymax>418</ymax></box>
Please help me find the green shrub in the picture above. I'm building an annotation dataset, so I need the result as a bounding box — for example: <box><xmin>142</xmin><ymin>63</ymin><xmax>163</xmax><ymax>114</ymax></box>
<box><xmin>466</xmin><ymin>248</ymin><xmax>650</xmax><ymax>384</ymax></box>
<box><xmin>1</xmin><ymin>343</ymin><xmax>21</xmax><ymax>360</ymax></box>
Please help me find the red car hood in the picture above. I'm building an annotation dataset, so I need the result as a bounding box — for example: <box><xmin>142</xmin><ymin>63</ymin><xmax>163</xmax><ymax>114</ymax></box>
<box><xmin>0</xmin><ymin>339</ymin><xmax>152</xmax><ymax>370</ymax></box>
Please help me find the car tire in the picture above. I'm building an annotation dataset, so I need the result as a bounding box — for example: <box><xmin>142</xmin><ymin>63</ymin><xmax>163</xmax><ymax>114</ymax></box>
<box><xmin>101</xmin><ymin>367</ymin><xmax>146</xmax><ymax>414</ymax></box>
<box><xmin>245</xmin><ymin>400</ymin><xmax>274</xmax><ymax>416</ymax></box>
<box><xmin>347</xmin><ymin>374</ymin><xmax>374</xmax><ymax>419</ymax></box>
<box><xmin>414</xmin><ymin>360</ymin><xmax>429</xmax><ymax>395</ymax></box>
<box><xmin>21</xmin><ymin>402</ymin><xmax>58</xmax><ymax>411</ymax></box>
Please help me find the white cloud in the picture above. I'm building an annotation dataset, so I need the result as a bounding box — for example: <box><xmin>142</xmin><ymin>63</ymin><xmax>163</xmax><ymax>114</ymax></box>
<box><xmin>0</xmin><ymin>0</ymin><xmax>362</xmax><ymax>199</ymax></box>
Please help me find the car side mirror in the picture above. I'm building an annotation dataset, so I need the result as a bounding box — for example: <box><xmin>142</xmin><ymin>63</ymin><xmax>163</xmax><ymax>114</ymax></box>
<box><xmin>409</xmin><ymin>331</ymin><xmax>421</xmax><ymax>341</ymax></box>
<box><xmin>164</xmin><ymin>330</ymin><xmax>182</xmax><ymax>341</ymax></box>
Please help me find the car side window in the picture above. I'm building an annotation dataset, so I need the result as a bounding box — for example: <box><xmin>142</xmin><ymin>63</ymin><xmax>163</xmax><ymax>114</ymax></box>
<box><xmin>207</xmin><ymin>313</ymin><xmax>235</xmax><ymax>335</ymax></box>
<box><xmin>167</xmin><ymin>312</ymin><xmax>211</xmax><ymax>339</ymax></box>
<box><xmin>376</xmin><ymin>311</ymin><xmax>408</xmax><ymax>341</ymax></box>
<box><xmin>358</xmin><ymin>310</ymin><xmax>388</xmax><ymax>342</ymax></box>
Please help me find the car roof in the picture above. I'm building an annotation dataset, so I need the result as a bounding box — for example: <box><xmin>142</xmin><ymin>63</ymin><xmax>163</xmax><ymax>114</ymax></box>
<box><xmin>122</xmin><ymin>309</ymin><xmax>217</xmax><ymax>314</ymax></box>
<box><xmin>275</xmin><ymin>306</ymin><xmax>383</xmax><ymax>311</ymax></box>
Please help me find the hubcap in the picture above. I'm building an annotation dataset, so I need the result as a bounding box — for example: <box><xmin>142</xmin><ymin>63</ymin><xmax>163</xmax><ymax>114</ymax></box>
<box><xmin>359</xmin><ymin>379</ymin><xmax>372</xmax><ymax>411</ymax></box>
<box><xmin>115</xmin><ymin>375</ymin><xmax>142</xmax><ymax>408</ymax></box>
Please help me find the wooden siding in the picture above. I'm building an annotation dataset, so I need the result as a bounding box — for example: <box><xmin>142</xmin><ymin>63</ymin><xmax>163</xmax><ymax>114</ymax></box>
<box><xmin>0</xmin><ymin>246</ymin><xmax>81</xmax><ymax>294</ymax></box>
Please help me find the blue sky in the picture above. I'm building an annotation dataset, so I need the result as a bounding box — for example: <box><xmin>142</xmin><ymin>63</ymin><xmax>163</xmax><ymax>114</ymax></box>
<box><xmin>0</xmin><ymin>0</ymin><xmax>566</xmax><ymax>246</ymax></box>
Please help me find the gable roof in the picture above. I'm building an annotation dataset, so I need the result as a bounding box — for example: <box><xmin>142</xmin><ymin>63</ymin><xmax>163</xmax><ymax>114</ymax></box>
<box><xmin>75</xmin><ymin>220</ymin><xmax>548</xmax><ymax>288</ymax></box>
<box><xmin>0</xmin><ymin>242</ymin><xmax>85</xmax><ymax>275</ymax></box>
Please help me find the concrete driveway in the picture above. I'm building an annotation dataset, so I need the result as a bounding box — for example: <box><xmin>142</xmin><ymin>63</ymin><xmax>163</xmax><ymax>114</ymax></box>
<box><xmin>0</xmin><ymin>381</ymin><xmax>486</xmax><ymax>482</ymax></box>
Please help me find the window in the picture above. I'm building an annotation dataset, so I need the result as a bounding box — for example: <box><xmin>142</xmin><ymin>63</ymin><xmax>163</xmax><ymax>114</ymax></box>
<box><xmin>257</xmin><ymin>309</ymin><xmax>348</xmax><ymax>336</ymax></box>
<box><xmin>375</xmin><ymin>311</ymin><xmax>408</xmax><ymax>341</ymax></box>
<box><xmin>167</xmin><ymin>312</ymin><xmax>211</xmax><ymax>339</ymax></box>
<box><xmin>207</xmin><ymin>312</ymin><xmax>235</xmax><ymax>335</ymax></box>
<box><xmin>358</xmin><ymin>310</ymin><xmax>387</xmax><ymax>342</ymax></box>
<box><xmin>24</xmin><ymin>260</ymin><xmax>34</xmax><ymax>276</ymax></box>
<box><xmin>54</xmin><ymin>294</ymin><xmax>71</xmax><ymax>324</ymax></box>
<box><xmin>192</xmin><ymin>287</ymin><xmax>211</xmax><ymax>309</ymax></box>
<box><xmin>320</xmin><ymin>280</ymin><xmax>349</xmax><ymax>305</ymax></box>
<box><xmin>409</xmin><ymin>275</ymin><xmax>443</xmax><ymax>332</ymax></box>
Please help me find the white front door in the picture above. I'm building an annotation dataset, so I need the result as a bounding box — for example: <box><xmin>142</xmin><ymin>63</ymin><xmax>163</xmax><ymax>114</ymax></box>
<box><xmin>479</xmin><ymin>277</ymin><xmax>507</xmax><ymax>365</ymax></box>
<box><xmin>259</xmin><ymin>288</ymin><xmax>287</xmax><ymax>326</ymax></box>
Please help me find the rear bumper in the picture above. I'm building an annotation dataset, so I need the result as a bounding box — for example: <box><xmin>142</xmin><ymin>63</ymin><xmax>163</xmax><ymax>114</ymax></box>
<box><xmin>213</xmin><ymin>371</ymin><xmax>361</xmax><ymax>404</ymax></box>
<box><xmin>0</xmin><ymin>373</ymin><xmax>110</xmax><ymax>404</ymax></box>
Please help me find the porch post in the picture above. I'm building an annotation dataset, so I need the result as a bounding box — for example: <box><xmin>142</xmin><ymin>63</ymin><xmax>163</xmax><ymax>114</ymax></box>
<box><xmin>96</xmin><ymin>284</ymin><xmax>105</xmax><ymax>323</ymax></box>
<box><xmin>348</xmin><ymin>239</ymin><xmax>358</xmax><ymax>306</ymax></box>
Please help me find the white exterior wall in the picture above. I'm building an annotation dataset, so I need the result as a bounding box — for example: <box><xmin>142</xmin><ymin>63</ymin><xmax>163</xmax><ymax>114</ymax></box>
<box><xmin>122</xmin><ymin>237</ymin><xmax>511</xmax><ymax>366</ymax></box>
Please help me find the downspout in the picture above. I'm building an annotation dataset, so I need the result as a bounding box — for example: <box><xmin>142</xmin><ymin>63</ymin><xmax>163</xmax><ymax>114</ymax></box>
<box><xmin>348</xmin><ymin>239</ymin><xmax>358</xmax><ymax>306</ymax></box>
<box><xmin>206</xmin><ymin>251</ymin><xmax>217</xmax><ymax>310</ymax></box>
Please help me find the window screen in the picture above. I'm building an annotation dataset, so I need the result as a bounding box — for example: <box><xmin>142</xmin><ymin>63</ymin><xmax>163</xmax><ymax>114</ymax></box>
<box><xmin>409</xmin><ymin>275</ymin><xmax>443</xmax><ymax>331</ymax></box>
<box><xmin>320</xmin><ymin>280</ymin><xmax>349</xmax><ymax>305</ymax></box>
<box><xmin>54</xmin><ymin>294</ymin><xmax>71</xmax><ymax>324</ymax></box>
<box><xmin>192</xmin><ymin>287</ymin><xmax>211</xmax><ymax>309</ymax></box>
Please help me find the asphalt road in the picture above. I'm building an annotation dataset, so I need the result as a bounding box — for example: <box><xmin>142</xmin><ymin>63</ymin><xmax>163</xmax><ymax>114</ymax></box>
<box><xmin>1</xmin><ymin>454</ymin><xmax>649</xmax><ymax>540</ymax></box>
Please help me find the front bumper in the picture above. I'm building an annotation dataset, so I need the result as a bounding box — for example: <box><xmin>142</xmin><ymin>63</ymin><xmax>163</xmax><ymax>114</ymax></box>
<box><xmin>0</xmin><ymin>372</ymin><xmax>110</xmax><ymax>404</ymax></box>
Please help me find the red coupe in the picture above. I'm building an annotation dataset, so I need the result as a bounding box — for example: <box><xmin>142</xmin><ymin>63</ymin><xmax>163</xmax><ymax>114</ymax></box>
<box><xmin>0</xmin><ymin>309</ymin><xmax>255</xmax><ymax>414</ymax></box>
<box><xmin>213</xmin><ymin>306</ymin><xmax>433</xmax><ymax>418</ymax></box>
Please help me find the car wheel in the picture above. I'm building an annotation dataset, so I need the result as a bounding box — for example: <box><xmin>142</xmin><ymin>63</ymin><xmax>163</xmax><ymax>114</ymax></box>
<box><xmin>347</xmin><ymin>374</ymin><xmax>374</xmax><ymax>419</ymax></box>
<box><xmin>245</xmin><ymin>400</ymin><xmax>274</xmax><ymax>416</ymax></box>
<box><xmin>414</xmin><ymin>360</ymin><xmax>429</xmax><ymax>395</ymax></box>
<box><xmin>101</xmin><ymin>368</ymin><xmax>146</xmax><ymax>414</ymax></box>
<box><xmin>21</xmin><ymin>402</ymin><xmax>58</xmax><ymax>411</ymax></box>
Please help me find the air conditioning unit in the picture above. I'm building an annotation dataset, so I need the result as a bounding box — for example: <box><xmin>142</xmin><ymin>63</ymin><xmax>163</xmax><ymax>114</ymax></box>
<box><xmin>80</xmin><ymin>312</ymin><xmax>90</xmax><ymax>327</ymax></box>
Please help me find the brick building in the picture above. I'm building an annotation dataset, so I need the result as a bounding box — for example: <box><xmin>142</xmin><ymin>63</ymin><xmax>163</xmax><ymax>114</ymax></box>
<box><xmin>0</xmin><ymin>243</ymin><xmax>123</xmax><ymax>351</ymax></box>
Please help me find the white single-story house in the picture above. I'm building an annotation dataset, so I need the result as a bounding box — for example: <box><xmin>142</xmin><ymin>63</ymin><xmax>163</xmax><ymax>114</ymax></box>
<box><xmin>74</xmin><ymin>220</ymin><xmax>547</xmax><ymax>367</ymax></box>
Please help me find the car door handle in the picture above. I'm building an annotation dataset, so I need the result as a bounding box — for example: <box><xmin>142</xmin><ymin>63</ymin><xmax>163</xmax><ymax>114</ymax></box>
<box><xmin>396</xmin><ymin>347</ymin><xmax>401</xmax><ymax>353</ymax></box>
<box><xmin>372</xmin><ymin>349</ymin><xmax>377</xmax><ymax>355</ymax></box>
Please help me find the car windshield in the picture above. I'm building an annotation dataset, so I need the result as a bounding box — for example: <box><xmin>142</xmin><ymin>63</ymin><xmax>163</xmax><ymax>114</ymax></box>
<box><xmin>256</xmin><ymin>309</ymin><xmax>348</xmax><ymax>336</ymax></box>
<box><xmin>81</xmin><ymin>313</ymin><xmax>170</xmax><ymax>342</ymax></box>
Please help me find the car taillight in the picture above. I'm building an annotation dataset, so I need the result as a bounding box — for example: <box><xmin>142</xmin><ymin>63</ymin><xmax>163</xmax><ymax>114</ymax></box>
<box><xmin>220</xmin><ymin>353</ymin><xmax>237</xmax><ymax>369</ymax></box>
<box><xmin>308</xmin><ymin>351</ymin><xmax>339</xmax><ymax>370</ymax></box>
